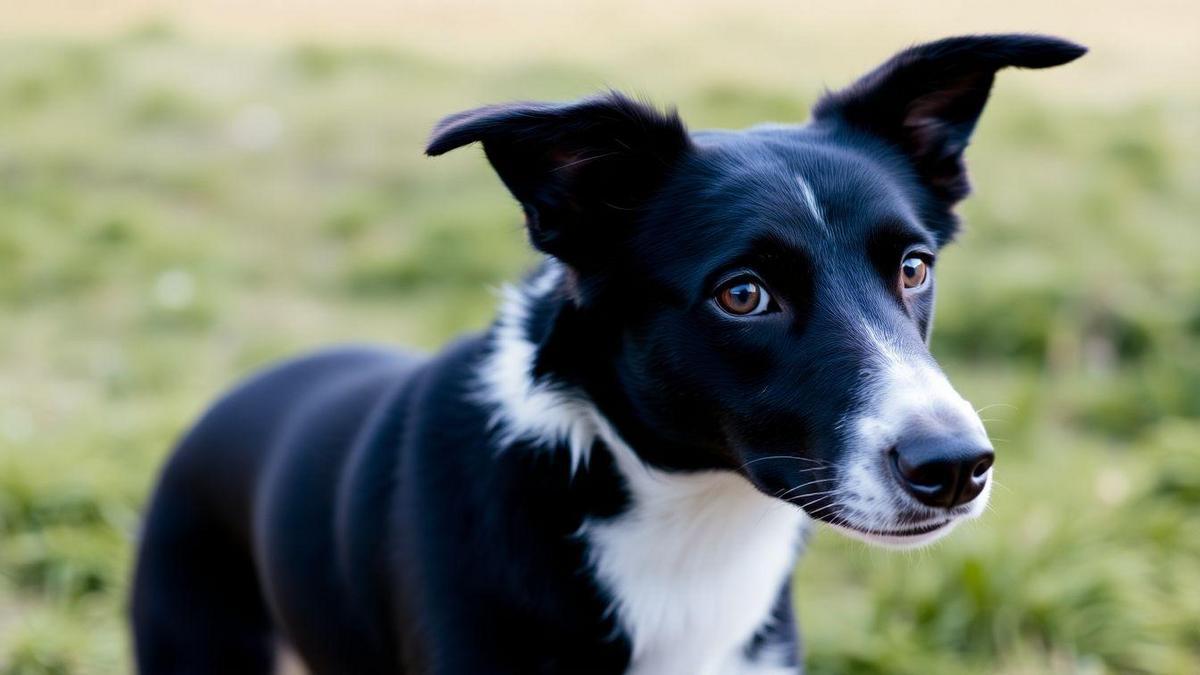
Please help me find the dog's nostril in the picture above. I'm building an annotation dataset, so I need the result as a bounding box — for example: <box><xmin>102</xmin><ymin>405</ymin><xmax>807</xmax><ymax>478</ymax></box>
<box><xmin>892</xmin><ymin>444</ymin><xmax>945</xmax><ymax>492</ymax></box>
<box><xmin>971</xmin><ymin>453</ymin><xmax>994</xmax><ymax>479</ymax></box>
<box><xmin>889</xmin><ymin>447</ymin><xmax>943</xmax><ymax>491</ymax></box>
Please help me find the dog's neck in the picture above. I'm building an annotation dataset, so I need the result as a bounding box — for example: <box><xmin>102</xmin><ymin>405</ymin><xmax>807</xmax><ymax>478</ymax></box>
<box><xmin>474</xmin><ymin>260</ymin><xmax>600</xmax><ymax>472</ymax></box>
<box><xmin>475</xmin><ymin>261</ymin><xmax>808</xmax><ymax>674</ymax></box>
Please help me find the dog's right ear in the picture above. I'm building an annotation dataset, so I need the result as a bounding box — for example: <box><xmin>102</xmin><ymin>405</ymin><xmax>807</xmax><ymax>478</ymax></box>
<box><xmin>426</xmin><ymin>92</ymin><xmax>691</xmax><ymax>267</ymax></box>
<box><xmin>813</xmin><ymin>34</ymin><xmax>1086</xmax><ymax>244</ymax></box>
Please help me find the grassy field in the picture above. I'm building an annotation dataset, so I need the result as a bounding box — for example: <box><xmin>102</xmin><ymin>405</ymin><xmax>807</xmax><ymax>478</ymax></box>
<box><xmin>1</xmin><ymin>3</ymin><xmax>1199</xmax><ymax>673</ymax></box>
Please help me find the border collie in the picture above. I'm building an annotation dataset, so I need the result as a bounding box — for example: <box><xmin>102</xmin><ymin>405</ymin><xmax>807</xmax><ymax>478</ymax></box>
<box><xmin>131</xmin><ymin>34</ymin><xmax>1085</xmax><ymax>674</ymax></box>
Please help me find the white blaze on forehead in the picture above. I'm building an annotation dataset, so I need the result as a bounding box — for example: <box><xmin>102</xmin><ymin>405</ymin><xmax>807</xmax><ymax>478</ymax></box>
<box><xmin>795</xmin><ymin>175</ymin><xmax>828</xmax><ymax>231</ymax></box>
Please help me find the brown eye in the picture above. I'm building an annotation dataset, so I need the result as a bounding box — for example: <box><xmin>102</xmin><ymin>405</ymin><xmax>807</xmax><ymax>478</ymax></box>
<box><xmin>900</xmin><ymin>257</ymin><xmax>929</xmax><ymax>290</ymax></box>
<box><xmin>716</xmin><ymin>277</ymin><xmax>772</xmax><ymax>316</ymax></box>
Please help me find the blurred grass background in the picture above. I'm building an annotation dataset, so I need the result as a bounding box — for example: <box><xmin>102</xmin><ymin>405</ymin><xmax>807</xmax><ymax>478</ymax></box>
<box><xmin>1</xmin><ymin>1</ymin><xmax>1198</xmax><ymax>673</ymax></box>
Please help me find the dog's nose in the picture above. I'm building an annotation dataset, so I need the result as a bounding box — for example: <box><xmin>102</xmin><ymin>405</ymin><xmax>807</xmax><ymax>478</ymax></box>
<box><xmin>888</xmin><ymin>435</ymin><xmax>993</xmax><ymax>509</ymax></box>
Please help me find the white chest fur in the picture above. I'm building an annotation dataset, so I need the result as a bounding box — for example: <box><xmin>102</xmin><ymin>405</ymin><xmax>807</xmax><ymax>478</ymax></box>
<box><xmin>582</xmin><ymin>436</ymin><xmax>806</xmax><ymax>675</ymax></box>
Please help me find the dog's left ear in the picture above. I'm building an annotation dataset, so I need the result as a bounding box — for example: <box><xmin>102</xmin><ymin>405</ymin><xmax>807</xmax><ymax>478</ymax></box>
<box><xmin>813</xmin><ymin>34</ymin><xmax>1086</xmax><ymax>243</ymax></box>
<box><xmin>426</xmin><ymin>92</ymin><xmax>691</xmax><ymax>267</ymax></box>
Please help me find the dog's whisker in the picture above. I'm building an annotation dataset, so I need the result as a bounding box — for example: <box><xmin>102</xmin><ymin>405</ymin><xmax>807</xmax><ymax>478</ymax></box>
<box><xmin>734</xmin><ymin>451</ymin><xmax>830</xmax><ymax>468</ymax></box>
<box><xmin>737</xmin><ymin>455</ymin><xmax>831</xmax><ymax>471</ymax></box>
<box><xmin>974</xmin><ymin>403</ymin><xmax>1018</xmax><ymax>415</ymax></box>
<box><xmin>796</xmin><ymin>496</ymin><xmax>837</xmax><ymax>512</ymax></box>
<box><xmin>803</xmin><ymin>500</ymin><xmax>847</xmax><ymax>517</ymax></box>
<box><xmin>793</xmin><ymin>487</ymin><xmax>848</xmax><ymax>502</ymax></box>
<box><xmin>775</xmin><ymin>478</ymin><xmax>841</xmax><ymax>501</ymax></box>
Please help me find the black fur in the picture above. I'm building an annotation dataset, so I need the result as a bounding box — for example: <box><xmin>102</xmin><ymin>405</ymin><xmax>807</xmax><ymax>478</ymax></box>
<box><xmin>426</xmin><ymin>94</ymin><xmax>690</xmax><ymax>266</ymax></box>
<box><xmin>812</xmin><ymin>34</ymin><xmax>1086</xmax><ymax>243</ymax></box>
<box><xmin>131</xmin><ymin>35</ymin><xmax>1084</xmax><ymax>674</ymax></box>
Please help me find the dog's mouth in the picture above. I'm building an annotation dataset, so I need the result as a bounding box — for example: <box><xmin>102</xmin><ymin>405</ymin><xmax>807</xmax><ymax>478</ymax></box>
<box><xmin>835</xmin><ymin>518</ymin><xmax>950</xmax><ymax>537</ymax></box>
<box><xmin>814</xmin><ymin>512</ymin><xmax>958</xmax><ymax>548</ymax></box>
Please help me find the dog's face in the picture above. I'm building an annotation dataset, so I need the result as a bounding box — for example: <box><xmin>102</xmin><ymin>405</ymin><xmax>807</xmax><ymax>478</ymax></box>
<box><xmin>429</xmin><ymin>35</ymin><xmax>1085</xmax><ymax>547</ymax></box>
<box><xmin>607</xmin><ymin>133</ymin><xmax>995</xmax><ymax>547</ymax></box>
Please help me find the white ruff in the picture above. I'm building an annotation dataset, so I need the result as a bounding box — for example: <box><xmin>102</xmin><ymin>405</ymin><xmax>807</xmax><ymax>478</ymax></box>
<box><xmin>582</xmin><ymin>433</ymin><xmax>805</xmax><ymax>675</ymax></box>
<box><xmin>474</xmin><ymin>263</ymin><xmax>598</xmax><ymax>473</ymax></box>
<box><xmin>476</xmin><ymin>267</ymin><xmax>807</xmax><ymax>674</ymax></box>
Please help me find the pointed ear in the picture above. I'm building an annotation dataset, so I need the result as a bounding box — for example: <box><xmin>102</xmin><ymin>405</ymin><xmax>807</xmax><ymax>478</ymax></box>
<box><xmin>813</xmin><ymin>34</ymin><xmax>1086</xmax><ymax>242</ymax></box>
<box><xmin>426</xmin><ymin>92</ymin><xmax>691</xmax><ymax>266</ymax></box>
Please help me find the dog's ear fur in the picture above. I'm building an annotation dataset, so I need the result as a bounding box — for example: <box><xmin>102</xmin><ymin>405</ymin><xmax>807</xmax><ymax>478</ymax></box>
<box><xmin>426</xmin><ymin>92</ymin><xmax>691</xmax><ymax>266</ymax></box>
<box><xmin>813</xmin><ymin>34</ymin><xmax>1086</xmax><ymax>243</ymax></box>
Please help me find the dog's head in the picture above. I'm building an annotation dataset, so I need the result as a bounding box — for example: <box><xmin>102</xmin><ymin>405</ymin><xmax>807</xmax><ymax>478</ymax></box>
<box><xmin>428</xmin><ymin>35</ymin><xmax>1085</xmax><ymax>547</ymax></box>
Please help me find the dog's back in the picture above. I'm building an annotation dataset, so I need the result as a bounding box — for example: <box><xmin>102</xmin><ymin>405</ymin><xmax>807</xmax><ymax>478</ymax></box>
<box><xmin>130</xmin><ymin>346</ymin><xmax>424</xmax><ymax>672</ymax></box>
<box><xmin>132</xmin><ymin>332</ymin><xmax>647</xmax><ymax>673</ymax></box>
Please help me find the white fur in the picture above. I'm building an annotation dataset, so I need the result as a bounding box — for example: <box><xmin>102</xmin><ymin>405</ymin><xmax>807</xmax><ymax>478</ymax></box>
<box><xmin>477</xmin><ymin>273</ymin><xmax>807</xmax><ymax>674</ymax></box>
<box><xmin>583</xmin><ymin>420</ymin><xmax>805</xmax><ymax>675</ymax></box>
<box><xmin>832</xmin><ymin>321</ymin><xmax>992</xmax><ymax>548</ymax></box>
<box><xmin>795</xmin><ymin>176</ymin><xmax>828</xmax><ymax>232</ymax></box>
<box><xmin>475</xmin><ymin>262</ymin><xmax>599</xmax><ymax>474</ymax></box>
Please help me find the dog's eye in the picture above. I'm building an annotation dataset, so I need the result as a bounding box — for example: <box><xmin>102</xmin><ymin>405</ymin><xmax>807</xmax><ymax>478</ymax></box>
<box><xmin>715</xmin><ymin>277</ymin><xmax>774</xmax><ymax>316</ymax></box>
<box><xmin>900</xmin><ymin>257</ymin><xmax>929</xmax><ymax>290</ymax></box>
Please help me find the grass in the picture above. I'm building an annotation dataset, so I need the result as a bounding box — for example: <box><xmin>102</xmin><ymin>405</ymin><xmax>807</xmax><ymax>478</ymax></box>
<box><xmin>1</xmin><ymin>6</ymin><xmax>1199</xmax><ymax>674</ymax></box>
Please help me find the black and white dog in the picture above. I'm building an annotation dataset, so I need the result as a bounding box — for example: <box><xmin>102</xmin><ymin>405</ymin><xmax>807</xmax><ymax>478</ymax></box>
<box><xmin>131</xmin><ymin>35</ymin><xmax>1085</xmax><ymax>675</ymax></box>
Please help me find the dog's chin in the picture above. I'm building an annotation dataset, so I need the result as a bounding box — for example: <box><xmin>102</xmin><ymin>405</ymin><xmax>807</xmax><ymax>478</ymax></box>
<box><xmin>823</xmin><ymin>517</ymin><xmax>961</xmax><ymax>550</ymax></box>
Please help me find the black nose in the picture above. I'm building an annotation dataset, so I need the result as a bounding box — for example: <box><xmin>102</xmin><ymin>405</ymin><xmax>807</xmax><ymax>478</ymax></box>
<box><xmin>888</xmin><ymin>436</ymin><xmax>994</xmax><ymax>509</ymax></box>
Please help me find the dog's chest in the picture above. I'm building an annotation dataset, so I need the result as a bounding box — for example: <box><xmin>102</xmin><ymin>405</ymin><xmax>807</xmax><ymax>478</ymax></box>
<box><xmin>582</xmin><ymin>463</ymin><xmax>806</xmax><ymax>675</ymax></box>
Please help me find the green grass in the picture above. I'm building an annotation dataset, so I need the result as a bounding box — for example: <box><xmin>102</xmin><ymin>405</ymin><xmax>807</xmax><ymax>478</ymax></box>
<box><xmin>2</xmin><ymin>17</ymin><xmax>1199</xmax><ymax>675</ymax></box>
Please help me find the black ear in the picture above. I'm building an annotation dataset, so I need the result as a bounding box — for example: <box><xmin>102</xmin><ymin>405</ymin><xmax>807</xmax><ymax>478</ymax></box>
<box><xmin>426</xmin><ymin>92</ymin><xmax>691</xmax><ymax>265</ymax></box>
<box><xmin>813</xmin><ymin>34</ymin><xmax>1086</xmax><ymax>242</ymax></box>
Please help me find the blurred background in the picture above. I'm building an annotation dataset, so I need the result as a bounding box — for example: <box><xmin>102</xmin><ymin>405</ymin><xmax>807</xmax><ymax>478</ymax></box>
<box><xmin>1</xmin><ymin>1</ymin><xmax>1198</xmax><ymax>673</ymax></box>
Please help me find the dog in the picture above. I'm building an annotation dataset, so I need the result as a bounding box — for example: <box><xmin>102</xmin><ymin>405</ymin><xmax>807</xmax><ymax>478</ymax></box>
<box><xmin>130</xmin><ymin>34</ymin><xmax>1085</xmax><ymax>675</ymax></box>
